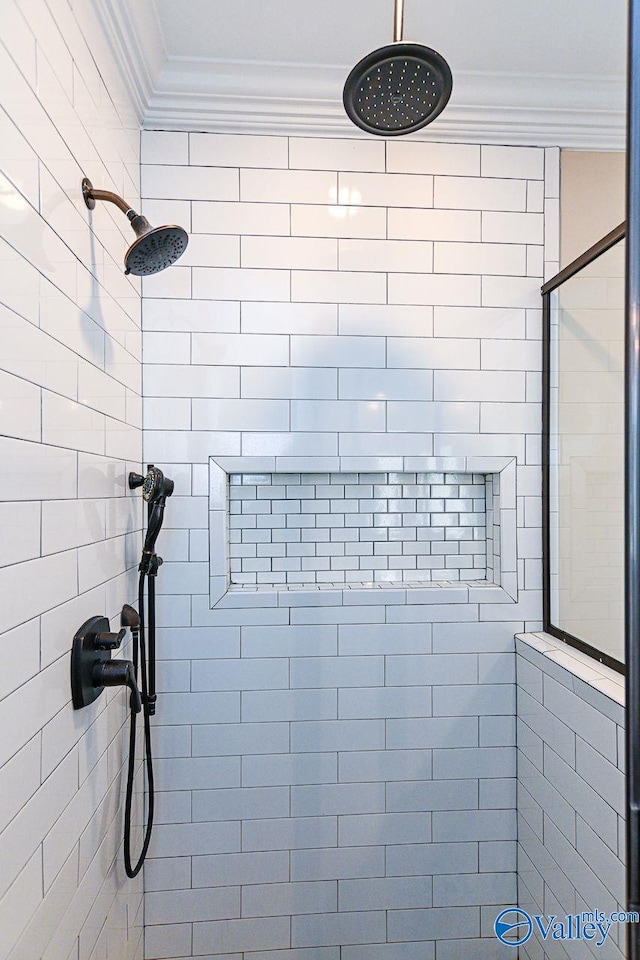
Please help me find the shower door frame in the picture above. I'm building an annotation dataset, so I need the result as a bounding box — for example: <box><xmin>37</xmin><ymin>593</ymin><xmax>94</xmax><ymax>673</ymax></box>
<box><xmin>541</xmin><ymin>221</ymin><xmax>626</xmax><ymax>675</ymax></box>
<box><xmin>627</xmin><ymin>0</ymin><xmax>640</xmax><ymax>938</ymax></box>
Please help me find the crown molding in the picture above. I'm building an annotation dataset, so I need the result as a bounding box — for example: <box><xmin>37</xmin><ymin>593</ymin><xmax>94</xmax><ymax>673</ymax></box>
<box><xmin>144</xmin><ymin>59</ymin><xmax>625</xmax><ymax>148</ymax></box>
<box><xmin>92</xmin><ymin>0</ymin><xmax>166</xmax><ymax>123</ymax></box>
<box><xmin>91</xmin><ymin>2</ymin><xmax>626</xmax><ymax>149</ymax></box>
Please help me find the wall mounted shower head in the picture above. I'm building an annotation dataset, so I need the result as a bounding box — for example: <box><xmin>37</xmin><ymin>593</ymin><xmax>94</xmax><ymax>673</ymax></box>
<box><xmin>82</xmin><ymin>178</ymin><xmax>188</xmax><ymax>276</ymax></box>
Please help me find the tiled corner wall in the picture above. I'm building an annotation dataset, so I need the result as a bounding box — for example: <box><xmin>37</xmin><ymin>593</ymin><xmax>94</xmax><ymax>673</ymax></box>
<box><xmin>516</xmin><ymin>633</ymin><xmax>625</xmax><ymax>960</ymax></box>
<box><xmin>0</xmin><ymin>2</ymin><xmax>143</xmax><ymax>958</ymax></box>
<box><xmin>141</xmin><ymin>131</ymin><xmax>556</xmax><ymax>959</ymax></box>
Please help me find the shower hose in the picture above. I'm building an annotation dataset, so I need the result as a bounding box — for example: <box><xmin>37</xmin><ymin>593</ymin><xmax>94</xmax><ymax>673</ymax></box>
<box><xmin>123</xmin><ymin>567</ymin><xmax>156</xmax><ymax>878</ymax></box>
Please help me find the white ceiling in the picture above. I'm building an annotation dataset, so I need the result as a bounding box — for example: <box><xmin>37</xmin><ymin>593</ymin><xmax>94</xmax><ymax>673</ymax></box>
<box><xmin>99</xmin><ymin>0</ymin><xmax>628</xmax><ymax>146</ymax></box>
<box><xmin>152</xmin><ymin>0</ymin><xmax>624</xmax><ymax>78</ymax></box>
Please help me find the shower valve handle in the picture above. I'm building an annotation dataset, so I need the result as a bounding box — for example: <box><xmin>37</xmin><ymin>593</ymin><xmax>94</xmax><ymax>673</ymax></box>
<box><xmin>71</xmin><ymin>615</ymin><xmax>140</xmax><ymax>713</ymax></box>
<box><xmin>92</xmin><ymin>660</ymin><xmax>142</xmax><ymax>714</ymax></box>
<box><xmin>95</xmin><ymin>627</ymin><xmax>126</xmax><ymax>650</ymax></box>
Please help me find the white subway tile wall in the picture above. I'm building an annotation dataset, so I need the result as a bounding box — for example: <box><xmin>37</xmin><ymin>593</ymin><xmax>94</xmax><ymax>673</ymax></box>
<box><xmin>516</xmin><ymin>634</ymin><xmax>626</xmax><ymax>960</ymax></box>
<box><xmin>0</xmin><ymin>2</ymin><xmax>143</xmax><ymax>958</ymax></box>
<box><xmin>141</xmin><ymin>132</ymin><xmax>555</xmax><ymax>958</ymax></box>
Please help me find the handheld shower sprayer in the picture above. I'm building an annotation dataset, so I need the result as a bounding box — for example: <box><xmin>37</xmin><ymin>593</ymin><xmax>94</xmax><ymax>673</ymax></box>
<box><xmin>130</xmin><ymin>466</ymin><xmax>174</xmax><ymax>570</ymax></box>
<box><xmin>81</xmin><ymin>178</ymin><xmax>188</xmax><ymax>276</ymax></box>
<box><xmin>116</xmin><ymin>465</ymin><xmax>174</xmax><ymax>878</ymax></box>
<box><xmin>134</xmin><ymin>464</ymin><xmax>175</xmax><ymax>503</ymax></box>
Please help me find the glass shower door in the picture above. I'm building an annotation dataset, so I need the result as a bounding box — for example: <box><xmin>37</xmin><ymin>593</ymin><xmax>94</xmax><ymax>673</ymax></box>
<box><xmin>544</xmin><ymin>228</ymin><xmax>626</xmax><ymax>670</ymax></box>
<box><xmin>546</xmin><ymin>233</ymin><xmax>626</xmax><ymax>667</ymax></box>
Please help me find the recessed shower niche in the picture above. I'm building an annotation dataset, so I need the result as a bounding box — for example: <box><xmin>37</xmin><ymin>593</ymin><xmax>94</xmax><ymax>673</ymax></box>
<box><xmin>209</xmin><ymin>456</ymin><xmax>518</xmax><ymax>608</ymax></box>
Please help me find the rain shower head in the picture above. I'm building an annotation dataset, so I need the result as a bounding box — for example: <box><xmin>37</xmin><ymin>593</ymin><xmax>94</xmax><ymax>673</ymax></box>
<box><xmin>343</xmin><ymin>0</ymin><xmax>452</xmax><ymax>136</ymax></box>
<box><xmin>81</xmin><ymin>178</ymin><xmax>188</xmax><ymax>276</ymax></box>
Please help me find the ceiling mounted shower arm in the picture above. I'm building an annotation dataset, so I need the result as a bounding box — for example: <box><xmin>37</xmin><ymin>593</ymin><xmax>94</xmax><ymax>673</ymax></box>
<box><xmin>82</xmin><ymin>178</ymin><xmax>136</xmax><ymax>218</ymax></box>
<box><xmin>393</xmin><ymin>0</ymin><xmax>405</xmax><ymax>42</ymax></box>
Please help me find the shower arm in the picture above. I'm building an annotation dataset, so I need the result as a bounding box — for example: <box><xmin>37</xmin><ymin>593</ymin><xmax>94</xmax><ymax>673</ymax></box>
<box><xmin>82</xmin><ymin>177</ymin><xmax>140</xmax><ymax>222</ymax></box>
<box><xmin>393</xmin><ymin>0</ymin><xmax>404</xmax><ymax>42</ymax></box>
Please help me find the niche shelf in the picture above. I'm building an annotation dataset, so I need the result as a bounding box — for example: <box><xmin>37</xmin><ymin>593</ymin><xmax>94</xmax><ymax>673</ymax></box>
<box><xmin>209</xmin><ymin>455</ymin><xmax>518</xmax><ymax>609</ymax></box>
